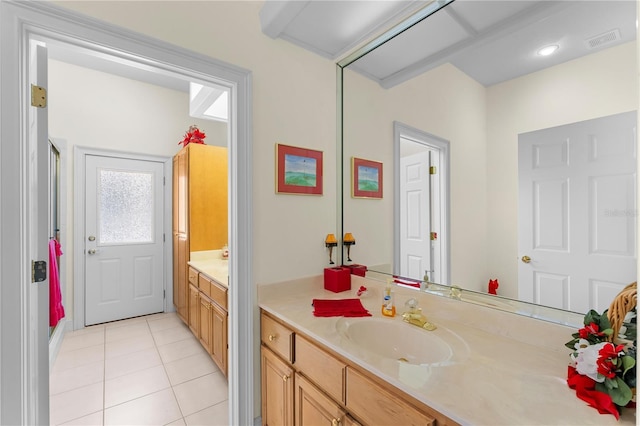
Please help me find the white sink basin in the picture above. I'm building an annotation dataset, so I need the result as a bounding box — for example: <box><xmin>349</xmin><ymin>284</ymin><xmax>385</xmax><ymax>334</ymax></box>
<box><xmin>336</xmin><ymin>317</ymin><xmax>453</xmax><ymax>365</ymax></box>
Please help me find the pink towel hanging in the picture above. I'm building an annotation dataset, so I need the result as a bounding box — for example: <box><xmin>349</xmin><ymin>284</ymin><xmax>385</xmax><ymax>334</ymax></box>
<box><xmin>49</xmin><ymin>239</ymin><xmax>65</xmax><ymax>327</ymax></box>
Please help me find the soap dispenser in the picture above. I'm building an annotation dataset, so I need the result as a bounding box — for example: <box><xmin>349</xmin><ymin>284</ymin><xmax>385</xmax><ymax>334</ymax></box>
<box><xmin>381</xmin><ymin>279</ymin><xmax>396</xmax><ymax>317</ymax></box>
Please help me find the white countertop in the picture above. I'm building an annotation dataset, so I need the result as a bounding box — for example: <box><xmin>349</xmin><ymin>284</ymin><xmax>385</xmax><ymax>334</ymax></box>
<box><xmin>188</xmin><ymin>250</ymin><xmax>228</xmax><ymax>288</ymax></box>
<box><xmin>259</xmin><ymin>275</ymin><xmax>635</xmax><ymax>425</ymax></box>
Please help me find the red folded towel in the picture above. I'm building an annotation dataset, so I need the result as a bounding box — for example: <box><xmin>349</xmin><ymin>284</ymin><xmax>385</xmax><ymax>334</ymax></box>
<box><xmin>312</xmin><ymin>298</ymin><xmax>371</xmax><ymax>317</ymax></box>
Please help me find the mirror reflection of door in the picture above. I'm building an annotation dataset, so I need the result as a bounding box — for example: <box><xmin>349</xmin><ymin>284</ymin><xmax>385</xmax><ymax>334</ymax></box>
<box><xmin>518</xmin><ymin>111</ymin><xmax>637</xmax><ymax>313</ymax></box>
<box><xmin>400</xmin><ymin>147</ymin><xmax>432</xmax><ymax>281</ymax></box>
<box><xmin>396</xmin><ymin>128</ymin><xmax>449</xmax><ymax>285</ymax></box>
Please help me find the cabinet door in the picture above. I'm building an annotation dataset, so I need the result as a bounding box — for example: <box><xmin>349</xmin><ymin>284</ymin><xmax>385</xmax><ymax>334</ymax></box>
<box><xmin>199</xmin><ymin>295</ymin><xmax>212</xmax><ymax>354</ymax></box>
<box><xmin>174</xmin><ymin>233</ymin><xmax>188</xmax><ymax>324</ymax></box>
<box><xmin>188</xmin><ymin>284</ymin><xmax>200</xmax><ymax>336</ymax></box>
<box><xmin>211</xmin><ymin>302</ymin><xmax>228</xmax><ymax>376</ymax></box>
<box><xmin>295</xmin><ymin>373</ymin><xmax>347</xmax><ymax>426</ymax></box>
<box><xmin>261</xmin><ymin>346</ymin><xmax>294</xmax><ymax>426</ymax></box>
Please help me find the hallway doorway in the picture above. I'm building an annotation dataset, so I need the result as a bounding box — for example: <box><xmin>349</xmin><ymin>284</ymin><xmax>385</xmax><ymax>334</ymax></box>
<box><xmin>0</xmin><ymin>2</ymin><xmax>253</xmax><ymax>424</ymax></box>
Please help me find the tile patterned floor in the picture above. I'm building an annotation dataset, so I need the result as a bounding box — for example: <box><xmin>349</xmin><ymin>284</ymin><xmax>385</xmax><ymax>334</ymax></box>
<box><xmin>50</xmin><ymin>312</ymin><xmax>229</xmax><ymax>425</ymax></box>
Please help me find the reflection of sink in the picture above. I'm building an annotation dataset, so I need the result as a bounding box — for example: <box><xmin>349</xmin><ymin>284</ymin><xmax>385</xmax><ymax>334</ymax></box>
<box><xmin>336</xmin><ymin>318</ymin><xmax>453</xmax><ymax>365</ymax></box>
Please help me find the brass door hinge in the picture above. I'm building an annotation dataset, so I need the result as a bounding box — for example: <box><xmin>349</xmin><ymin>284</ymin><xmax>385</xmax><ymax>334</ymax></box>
<box><xmin>429</xmin><ymin>166</ymin><xmax>437</xmax><ymax>175</ymax></box>
<box><xmin>31</xmin><ymin>84</ymin><xmax>47</xmax><ymax>108</ymax></box>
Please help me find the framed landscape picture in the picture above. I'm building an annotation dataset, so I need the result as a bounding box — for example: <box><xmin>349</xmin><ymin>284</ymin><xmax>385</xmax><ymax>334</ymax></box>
<box><xmin>352</xmin><ymin>157</ymin><xmax>383</xmax><ymax>199</ymax></box>
<box><xmin>276</xmin><ymin>143</ymin><xmax>323</xmax><ymax>195</ymax></box>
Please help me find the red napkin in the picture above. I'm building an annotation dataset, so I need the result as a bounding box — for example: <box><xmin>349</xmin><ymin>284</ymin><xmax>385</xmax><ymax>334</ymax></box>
<box><xmin>393</xmin><ymin>277</ymin><xmax>421</xmax><ymax>288</ymax></box>
<box><xmin>312</xmin><ymin>298</ymin><xmax>371</xmax><ymax>317</ymax></box>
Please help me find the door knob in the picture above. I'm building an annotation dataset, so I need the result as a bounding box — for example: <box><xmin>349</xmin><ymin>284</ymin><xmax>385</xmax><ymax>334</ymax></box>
<box><xmin>88</xmin><ymin>236</ymin><xmax>95</xmax><ymax>241</ymax></box>
<box><xmin>521</xmin><ymin>255</ymin><xmax>531</xmax><ymax>263</ymax></box>
<box><xmin>88</xmin><ymin>249</ymin><xmax>97</xmax><ymax>255</ymax></box>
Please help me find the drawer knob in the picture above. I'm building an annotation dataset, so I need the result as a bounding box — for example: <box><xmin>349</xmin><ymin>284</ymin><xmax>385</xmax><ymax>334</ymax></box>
<box><xmin>268</xmin><ymin>334</ymin><xmax>277</xmax><ymax>342</ymax></box>
<box><xmin>282</xmin><ymin>374</ymin><xmax>290</xmax><ymax>382</ymax></box>
<box><xmin>331</xmin><ymin>419</ymin><xmax>341</xmax><ymax>426</ymax></box>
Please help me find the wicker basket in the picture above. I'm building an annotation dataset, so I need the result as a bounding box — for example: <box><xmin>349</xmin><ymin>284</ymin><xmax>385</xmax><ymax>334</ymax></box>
<box><xmin>607</xmin><ymin>282</ymin><xmax>637</xmax><ymax>343</ymax></box>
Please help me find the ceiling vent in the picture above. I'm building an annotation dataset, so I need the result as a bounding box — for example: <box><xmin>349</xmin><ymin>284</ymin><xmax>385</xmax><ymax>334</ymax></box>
<box><xmin>585</xmin><ymin>29</ymin><xmax>621</xmax><ymax>50</ymax></box>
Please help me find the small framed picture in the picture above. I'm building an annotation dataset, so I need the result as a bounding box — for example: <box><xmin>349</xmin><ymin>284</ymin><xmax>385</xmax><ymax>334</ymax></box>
<box><xmin>276</xmin><ymin>143</ymin><xmax>323</xmax><ymax>195</ymax></box>
<box><xmin>352</xmin><ymin>157</ymin><xmax>383</xmax><ymax>199</ymax></box>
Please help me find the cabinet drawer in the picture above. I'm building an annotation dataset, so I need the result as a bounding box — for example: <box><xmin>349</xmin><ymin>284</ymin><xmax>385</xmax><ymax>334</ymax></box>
<box><xmin>198</xmin><ymin>274</ymin><xmax>212</xmax><ymax>298</ymax></box>
<box><xmin>261</xmin><ymin>313</ymin><xmax>294</xmax><ymax>363</ymax></box>
<box><xmin>188</xmin><ymin>267</ymin><xmax>199</xmax><ymax>286</ymax></box>
<box><xmin>209</xmin><ymin>279</ymin><xmax>227</xmax><ymax>310</ymax></box>
<box><xmin>295</xmin><ymin>335</ymin><xmax>346</xmax><ymax>404</ymax></box>
<box><xmin>346</xmin><ymin>367</ymin><xmax>434</xmax><ymax>426</ymax></box>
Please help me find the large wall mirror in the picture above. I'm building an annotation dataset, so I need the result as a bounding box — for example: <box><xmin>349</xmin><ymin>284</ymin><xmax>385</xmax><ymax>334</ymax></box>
<box><xmin>338</xmin><ymin>0</ymin><xmax>638</xmax><ymax>324</ymax></box>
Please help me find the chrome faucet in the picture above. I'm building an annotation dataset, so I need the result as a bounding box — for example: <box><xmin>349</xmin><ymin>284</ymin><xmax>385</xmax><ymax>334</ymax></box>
<box><xmin>401</xmin><ymin>298</ymin><xmax>436</xmax><ymax>331</ymax></box>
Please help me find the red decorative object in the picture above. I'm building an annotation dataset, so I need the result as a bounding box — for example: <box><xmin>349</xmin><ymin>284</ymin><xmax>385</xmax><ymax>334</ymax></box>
<box><xmin>324</xmin><ymin>267</ymin><xmax>351</xmax><ymax>293</ymax></box>
<box><xmin>488</xmin><ymin>278</ymin><xmax>499</xmax><ymax>295</ymax></box>
<box><xmin>179</xmin><ymin>125</ymin><xmax>206</xmax><ymax>147</ymax></box>
<box><xmin>344</xmin><ymin>264</ymin><xmax>367</xmax><ymax>277</ymax></box>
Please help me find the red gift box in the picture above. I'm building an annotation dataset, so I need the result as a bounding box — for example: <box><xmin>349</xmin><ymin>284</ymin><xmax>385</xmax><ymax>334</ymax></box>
<box><xmin>324</xmin><ymin>267</ymin><xmax>351</xmax><ymax>293</ymax></box>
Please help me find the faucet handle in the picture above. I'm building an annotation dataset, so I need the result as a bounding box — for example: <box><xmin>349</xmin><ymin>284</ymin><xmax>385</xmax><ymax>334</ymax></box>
<box><xmin>404</xmin><ymin>298</ymin><xmax>419</xmax><ymax>310</ymax></box>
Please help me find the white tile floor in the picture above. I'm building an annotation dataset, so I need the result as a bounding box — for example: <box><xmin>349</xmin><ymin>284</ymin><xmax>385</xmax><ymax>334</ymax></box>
<box><xmin>50</xmin><ymin>312</ymin><xmax>229</xmax><ymax>425</ymax></box>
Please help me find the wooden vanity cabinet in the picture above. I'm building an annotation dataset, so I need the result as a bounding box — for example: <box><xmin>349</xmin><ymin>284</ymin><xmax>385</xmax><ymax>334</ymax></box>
<box><xmin>211</xmin><ymin>301</ymin><xmax>228</xmax><ymax>375</ymax></box>
<box><xmin>188</xmin><ymin>283</ymin><xmax>200</xmax><ymax>335</ymax></box>
<box><xmin>184</xmin><ymin>264</ymin><xmax>228</xmax><ymax>378</ymax></box>
<box><xmin>260</xmin><ymin>310</ymin><xmax>458</xmax><ymax>426</ymax></box>
<box><xmin>199</xmin><ymin>293</ymin><xmax>213</xmax><ymax>353</ymax></box>
<box><xmin>346</xmin><ymin>368</ymin><xmax>435</xmax><ymax>426</ymax></box>
<box><xmin>295</xmin><ymin>373</ymin><xmax>358</xmax><ymax>426</ymax></box>
<box><xmin>172</xmin><ymin>143</ymin><xmax>228</xmax><ymax>324</ymax></box>
<box><xmin>261</xmin><ymin>345</ymin><xmax>295</xmax><ymax>426</ymax></box>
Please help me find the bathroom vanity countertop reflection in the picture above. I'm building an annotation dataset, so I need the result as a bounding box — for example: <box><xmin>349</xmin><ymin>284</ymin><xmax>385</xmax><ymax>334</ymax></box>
<box><xmin>258</xmin><ymin>275</ymin><xmax>634</xmax><ymax>425</ymax></box>
<box><xmin>188</xmin><ymin>250</ymin><xmax>228</xmax><ymax>287</ymax></box>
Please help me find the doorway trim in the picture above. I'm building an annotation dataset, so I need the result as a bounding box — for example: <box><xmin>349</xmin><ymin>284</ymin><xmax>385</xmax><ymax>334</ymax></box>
<box><xmin>393</xmin><ymin>121</ymin><xmax>451</xmax><ymax>285</ymax></box>
<box><xmin>73</xmin><ymin>147</ymin><xmax>172</xmax><ymax>329</ymax></box>
<box><xmin>0</xmin><ymin>1</ymin><xmax>254</xmax><ymax>424</ymax></box>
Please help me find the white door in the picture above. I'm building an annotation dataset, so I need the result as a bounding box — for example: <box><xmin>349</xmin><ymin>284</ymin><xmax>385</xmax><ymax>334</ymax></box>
<box><xmin>85</xmin><ymin>155</ymin><xmax>165</xmax><ymax>325</ymax></box>
<box><xmin>400</xmin><ymin>150</ymin><xmax>432</xmax><ymax>281</ymax></box>
<box><xmin>518</xmin><ymin>111</ymin><xmax>637</xmax><ymax>313</ymax></box>
<box><xmin>28</xmin><ymin>41</ymin><xmax>50</xmax><ymax>426</ymax></box>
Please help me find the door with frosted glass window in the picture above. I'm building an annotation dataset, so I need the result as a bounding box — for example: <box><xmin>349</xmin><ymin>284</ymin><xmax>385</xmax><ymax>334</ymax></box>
<box><xmin>85</xmin><ymin>155</ymin><xmax>164</xmax><ymax>325</ymax></box>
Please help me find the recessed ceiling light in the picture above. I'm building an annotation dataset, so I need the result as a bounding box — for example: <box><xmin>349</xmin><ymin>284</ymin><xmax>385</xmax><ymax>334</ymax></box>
<box><xmin>537</xmin><ymin>45</ymin><xmax>559</xmax><ymax>56</ymax></box>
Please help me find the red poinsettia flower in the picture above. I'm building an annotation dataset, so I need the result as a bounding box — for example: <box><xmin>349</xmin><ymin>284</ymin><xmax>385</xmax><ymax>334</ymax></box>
<box><xmin>178</xmin><ymin>125</ymin><xmax>207</xmax><ymax>147</ymax></box>
<box><xmin>598</xmin><ymin>342</ymin><xmax>625</xmax><ymax>360</ymax></box>
<box><xmin>579</xmin><ymin>322</ymin><xmax>606</xmax><ymax>339</ymax></box>
<box><xmin>596</xmin><ymin>358</ymin><xmax>617</xmax><ymax>379</ymax></box>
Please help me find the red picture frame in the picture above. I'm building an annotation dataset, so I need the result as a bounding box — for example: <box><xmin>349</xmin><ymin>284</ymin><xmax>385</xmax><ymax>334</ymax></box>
<box><xmin>276</xmin><ymin>144</ymin><xmax>323</xmax><ymax>195</ymax></box>
<box><xmin>352</xmin><ymin>157</ymin><xmax>383</xmax><ymax>199</ymax></box>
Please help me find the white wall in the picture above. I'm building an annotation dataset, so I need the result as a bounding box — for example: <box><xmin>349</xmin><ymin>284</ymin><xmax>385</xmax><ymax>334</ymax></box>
<box><xmin>344</xmin><ymin>63</ymin><xmax>488</xmax><ymax>291</ymax></box>
<box><xmin>52</xmin><ymin>1</ymin><xmax>338</xmax><ymax>287</ymax></box>
<box><xmin>48</xmin><ymin>58</ymin><xmax>227</xmax><ymax>317</ymax></box>
<box><xmin>486</xmin><ymin>41</ymin><xmax>638</xmax><ymax>298</ymax></box>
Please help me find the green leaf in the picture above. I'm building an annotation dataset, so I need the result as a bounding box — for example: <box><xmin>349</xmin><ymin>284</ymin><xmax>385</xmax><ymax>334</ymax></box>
<box><xmin>585</xmin><ymin>310</ymin><xmax>598</xmax><ymax>325</ymax></box>
<box><xmin>602</xmin><ymin>378</ymin><xmax>616</xmax><ymax>390</ymax></box>
<box><xmin>608</xmin><ymin>377</ymin><xmax>633</xmax><ymax>406</ymax></box>
<box><xmin>621</xmin><ymin>355</ymin><xmax>636</xmax><ymax>376</ymax></box>
<box><xmin>599</xmin><ymin>311</ymin><xmax>612</xmax><ymax>330</ymax></box>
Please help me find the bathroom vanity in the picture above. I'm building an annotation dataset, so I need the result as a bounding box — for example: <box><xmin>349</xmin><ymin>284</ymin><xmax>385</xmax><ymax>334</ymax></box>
<box><xmin>185</xmin><ymin>250</ymin><xmax>229</xmax><ymax>377</ymax></box>
<box><xmin>259</xmin><ymin>276</ymin><xmax>635</xmax><ymax>425</ymax></box>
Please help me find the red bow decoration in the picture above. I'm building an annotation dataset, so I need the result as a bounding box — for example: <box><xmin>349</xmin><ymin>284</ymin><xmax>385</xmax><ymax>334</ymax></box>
<box><xmin>179</xmin><ymin>125</ymin><xmax>206</xmax><ymax>147</ymax></box>
<box><xmin>567</xmin><ymin>366</ymin><xmax>620</xmax><ymax>419</ymax></box>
